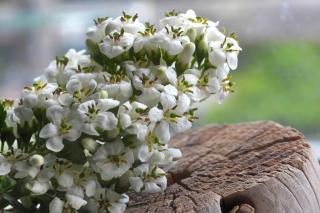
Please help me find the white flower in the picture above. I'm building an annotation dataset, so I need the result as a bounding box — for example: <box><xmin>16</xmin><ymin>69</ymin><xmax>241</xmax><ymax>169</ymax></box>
<box><xmin>157</xmin><ymin>28</ymin><xmax>190</xmax><ymax>56</ymax></box>
<box><xmin>65</xmin><ymin>73</ymin><xmax>98</xmax><ymax>102</ymax></box>
<box><xmin>44</xmin><ymin>49</ymin><xmax>90</xmax><ymax>86</ymax></box>
<box><xmin>39</xmin><ymin>105</ymin><xmax>81</xmax><ymax>152</ymax></box>
<box><xmin>1</xmin><ymin>10</ymin><xmax>242</xmax><ymax>213</ymax></box>
<box><xmin>0</xmin><ymin>154</ymin><xmax>11</xmax><ymax>175</ymax></box>
<box><xmin>106</xmin><ymin>14</ymin><xmax>145</xmax><ymax>35</ymax></box>
<box><xmin>159</xmin><ymin>84</ymin><xmax>178</xmax><ymax>111</ymax></box>
<box><xmin>92</xmin><ymin>140</ymin><xmax>134</xmax><ymax>180</ymax></box>
<box><xmin>208</xmin><ymin>37</ymin><xmax>242</xmax><ymax>70</ymax></box>
<box><xmin>25</xmin><ymin>168</ymin><xmax>53</xmax><ymax>195</ymax></box>
<box><xmin>118</xmin><ymin>101</ymin><xmax>148</xmax><ymax>130</ymax></box>
<box><xmin>126</xmin><ymin>121</ymin><xmax>149</xmax><ymax>141</ymax></box>
<box><xmin>14</xmin><ymin>159</ymin><xmax>41</xmax><ymax>179</ymax></box>
<box><xmin>152</xmin><ymin>146</ymin><xmax>182</xmax><ymax>170</ymax></box>
<box><xmin>87</xmin><ymin>18</ymin><xmax>110</xmax><ymax>42</ymax></box>
<box><xmin>87</xmin><ymin>188</ymin><xmax>129</xmax><ymax>213</ymax></box>
<box><xmin>100</xmin><ymin>30</ymin><xmax>135</xmax><ymax>58</ymax></box>
<box><xmin>21</xmin><ymin>77</ymin><xmax>58</xmax><ymax>108</ymax></box>
<box><xmin>78</xmin><ymin>99</ymin><xmax>119</xmax><ymax>135</ymax></box>
<box><xmin>129</xmin><ymin>164</ymin><xmax>167</xmax><ymax>193</ymax></box>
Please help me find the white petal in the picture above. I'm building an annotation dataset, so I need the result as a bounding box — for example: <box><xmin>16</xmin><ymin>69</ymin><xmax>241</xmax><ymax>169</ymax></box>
<box><xmin>26</xmin><ymin>181</ymin><xmax>49</xmax><ymax>195</ymax></box>
<box><xmin>119</xmin><ymin>113</ymin><xmax>132</xmax><ymax>129</ymax></box>
<box><xmin>144</xmin><ymin>182</ymin><xmax>162</xmax><ymax>193</ymax></box>
<box><xmin>206</xmin><ymin>27</ymin><xmax>225</xmax><ymax>42</ymax></box>
<box><xmin>96</xmin><ymin>112</ymin><xmax>118</xmax><ymax>130</ymax></box>
<box><xmin>170</xmin><ymin>117</ymin><xmax>192</xmax><ymax>134</ymax></box>
<box><xmin>133</xmin><ymin>164</ymin><xmax>149</xmax><ymax>176</ymax></box>
<box><xmin>83</xmin><ymin>123</ymin><xmax>99</xmax><ymax>136</ymax></box>
<box><xmin>137</xmin><ymin>144</ymin><xmax>151</xmax><ymax>162</ymax></box>
<box><xmin>66</xmin><ymin>78</ymin><xmax>82</xmax><ymax>93</ymax></box>
<box><xmin>216</xmin><ymin>63</ymin><xmax>230</xmax><ymax>80</ymax></box>
<box><xmin>148</xmin><ymin>107</ymin><xmax>163</xmax><ymax>123</ymax></box>
<box><xmin>46</xmin><ymin>105</ymin><xmax>64</xmax><ymax>124</ymax></box>
<box><xmin>173</xmin><ymin>94</ymin><xmax>191</xmax><ymax>114</ymax></box>
<box><xmin>155</xmin><ymin>175</ymin><xmax>167</xmax><ymax>191</ymax></box>
<box><xmin>155</xmin><ymin>121</ymin><xmax>171</xmax><ymax>143</ymax></box>
<box><xmin>100</xmin><ymin>43</ymin><xmax>124</xmax><ymax>59</ymax></box>
<box><xmin>166</xmin><ymin>39</ymin><xmax>183</xmax><ymax>55</ymax></box>
<box><xmin>66</xmin><ymin>186</ymin><xmax>87</xmax><ymax>210</ymax></box>
<box><xmin>208</xmin><ymin>77</ymin><xmax>220</xmax><ymax>93</ymax></box>
<box><xmin>104</xmin><ymin>140</ymin><xmax>125</xmax><ymax>156</ymax></box>
<box><xmin>209</xmin><ymin>48</ymin><xmax>226</xmax><ymax>67</ymax></box>
<box><xmin>0</xmin><ymin>154</ymin><xmax>11</xmax><ymax>175</ymax></box>
<box><xmin>160</xmin><ymin>93</ymin><xmax>176</xmax><ymax>111</ymax></box>
<box><xmin>57</xmin><ymin>172</ymin><xmax>74</xmax><ymax>188</ymax></box>
<box><xmin>46</xmin><ymin>136</ymin><xmax>64</xmax><ymax>152</ymax></box>
<box><xmin>63</xmin><ymin>127</ymin><xmax>81</xmax><ymax>142</ymax></box>
<box><xmin>129</xmin><ymin>177</ymin><xmax>143</xmax><ymax>192</ymax></box>
<box><xmin>39</xmin><ymin>123</ymin><xmax>58</xmax><ymax>139</ymax></box>
<box><xmin>49</xmin><ymin>197</ymin><xmax>64</xmax><ymax>213</ymax></box>
<box><xmin>163</xmin><ymin>85</ymin><xmax>178</xmax><ymax>96</ymax></box>
<box><xmin>97</xmin><ymin>99</ymin><xmax>120</xmax><ymax>111</ymax></box>
<box><xmin>84</xmin><ymin>179</ymin><xmax>96</xmax><ymax>197</ymax></box>
<box><xmin>167</xmin><ymin>148</ymin><xmax>182</xmax><ymax>160</ymax></box>
<box><xmin>58</xmin><ymin>93</ymin><xmax>74</xmax><ymax>106</ymax></box>
<box><xmin>137</xmin><ymin>87</ymin><xmax>161</xmax><ymax>107</ymax></box>
<box><xmin>227</xmin><ymin>51</ymin><xmax>238</xmax><ymax>70</ymax></box>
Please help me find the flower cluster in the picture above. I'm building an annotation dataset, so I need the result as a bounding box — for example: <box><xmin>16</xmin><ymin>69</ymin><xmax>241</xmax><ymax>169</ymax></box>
<box><xmin>0</xmin><ymin>10</ymin><xmax>241</xmax><ymax>212</ymax></box>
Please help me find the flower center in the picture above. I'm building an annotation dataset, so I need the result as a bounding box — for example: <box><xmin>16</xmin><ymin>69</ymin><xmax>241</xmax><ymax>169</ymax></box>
<box><xmin>59</xmin><ymin>121</ymin><xmax>72</xmax><ymax>135</ymax></box>
<box><xmin>107</xmin><ymin>154</ymin><xmax>127</xmax><ymax>167</ymax></box>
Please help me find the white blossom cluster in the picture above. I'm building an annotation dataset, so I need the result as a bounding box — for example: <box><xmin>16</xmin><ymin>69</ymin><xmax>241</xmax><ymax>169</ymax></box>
<box><xmin>0</xmin><ymin>10</ymin><xmax>241</xmax><ymax>212</ymax></box>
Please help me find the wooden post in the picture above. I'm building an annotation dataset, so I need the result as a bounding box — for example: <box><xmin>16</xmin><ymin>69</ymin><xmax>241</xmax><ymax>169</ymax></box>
<box><xmin>126</xmin><ymin>121</ymin><xmax>320</xmax><ymax>213</ymax></box>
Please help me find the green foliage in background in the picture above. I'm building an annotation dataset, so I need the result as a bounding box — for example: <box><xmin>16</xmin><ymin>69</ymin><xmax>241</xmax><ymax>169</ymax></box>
<box><xmin>200</xmin><ymin>42</ymin><xmax>320</xmax><ymax>134</ymax></box>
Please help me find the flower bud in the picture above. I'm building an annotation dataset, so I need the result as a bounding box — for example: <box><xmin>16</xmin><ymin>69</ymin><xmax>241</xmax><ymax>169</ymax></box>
<box><xmin>178</xmin><ymin>43</ymin><xmax>195</xmax><ymax>65</ymax></box>
<box><xmin>176</xmin><ymin>43</ymin><xmax>195</xmax><ymax>74</ymax></box>
<box><xmin>107</xmin><ymin>127</ymin><xmax>120</xmax><ymax>139</ymax></box>
<box><xmin>29</xmin><ymin>154</ymin><xmax>44</xmax><ymax>167</ymax></box>
<box><xmin>186</xmin><ymin>28</ymin><xmax>197</xmax><ymax>42</ymax></box>
<box><xmin>196</xmin><ymin>36</ymin><xmax>208</xmax><ymax>64</ymax></box>
<box><xmin>81</xmin><ymin>137</ymin><xmax>98</xmax><ymax>152</ymax></box>
<box><xmin>99</xmin><ymin>90</ymin><xmax>108</xmax><ymax>99</ymax></box>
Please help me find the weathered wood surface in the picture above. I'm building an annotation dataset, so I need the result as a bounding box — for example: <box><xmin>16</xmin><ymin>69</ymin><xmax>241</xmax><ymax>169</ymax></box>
<box><xmin>126</xmin><ymin>121</ymin><xmax>320</xmax><ymax>213</ymax></box>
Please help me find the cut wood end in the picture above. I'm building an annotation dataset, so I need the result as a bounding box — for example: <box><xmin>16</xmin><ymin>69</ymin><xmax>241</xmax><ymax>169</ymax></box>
<box><xmin>127</xmin><ymin>121</ymin><xmax>320</xmax><ymax>213</ymax></box>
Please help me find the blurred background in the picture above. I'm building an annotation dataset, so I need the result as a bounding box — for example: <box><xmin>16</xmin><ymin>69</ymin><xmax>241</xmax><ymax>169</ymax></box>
<box><xmin>0</xmin><ymin>0</ymin><xmax>319</xmax><ymax>156</ymax></box>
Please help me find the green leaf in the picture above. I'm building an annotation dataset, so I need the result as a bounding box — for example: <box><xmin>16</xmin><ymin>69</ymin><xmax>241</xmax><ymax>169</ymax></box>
<box><xmin>0</xmin><ymin>176</ymin><xmax>16</xmax><ymax>194</ymax></box>
<box><xmin>57</xmin><ymin>141</ymin><xmax>87</xmax><ymax>165</ymax></box>
<box><xmin>0</xmin><ymin>126</ymin><xmax>16</xmax><ymax>148</ymax></box>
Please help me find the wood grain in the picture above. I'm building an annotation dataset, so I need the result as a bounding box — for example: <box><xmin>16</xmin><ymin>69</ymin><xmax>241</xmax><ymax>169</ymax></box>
<box><xmin>126</xmin><ymin>121</ymin><xmax>320</xmax><ymax>213</ymax></box>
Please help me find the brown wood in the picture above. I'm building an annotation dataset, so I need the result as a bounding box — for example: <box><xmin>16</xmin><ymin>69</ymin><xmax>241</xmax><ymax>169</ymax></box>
<box><xmin>126</xmin><ymin>121</ymin><xmax>320</xmax><ymax>213</ymax></box>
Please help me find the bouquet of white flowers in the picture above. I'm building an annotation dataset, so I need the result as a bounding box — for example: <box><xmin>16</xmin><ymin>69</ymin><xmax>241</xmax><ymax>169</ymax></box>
<box><xmin>0</xmin><ymin>9</ymin><xmax>241</xmax><ymax>212</ymax></box>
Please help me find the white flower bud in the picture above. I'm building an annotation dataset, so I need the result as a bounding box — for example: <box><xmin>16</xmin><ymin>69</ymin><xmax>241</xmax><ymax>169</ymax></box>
<box><xmin>177</xmin><ymin>43</ymin><xmax>195</xmax><ymax>66</ymax></box>
<box><xmin>29</xmin><ymin>154</ymin><xmax>44</xmax><ymax>167</ymax></box>
<box><xmin>186</xmin><ymin>28</ymin><xmax>197</xmax><ymax>42</ymax></box>
<box><xmin>106</xmin><ymin>127</ymin><xmax>120</xmax><ymax>139</ymax></box>
<box><xmin>81</xmin><ymin>138</ymin><xmax>98</xmax><ymax>152</ymax></box>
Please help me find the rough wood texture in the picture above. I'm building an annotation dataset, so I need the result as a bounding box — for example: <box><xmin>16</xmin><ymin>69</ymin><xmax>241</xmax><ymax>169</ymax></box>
<box><xmin>126</xmin><ymin>121</ymin><xmax>320</xmax><ymax>213</ymax></box>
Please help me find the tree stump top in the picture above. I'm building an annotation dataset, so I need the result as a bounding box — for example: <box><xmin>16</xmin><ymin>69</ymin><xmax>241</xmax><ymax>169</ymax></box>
<box><xmin>126</xmin><ymin>121</ymin><xmax>320</xmax><ymax>213</ymax></box>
